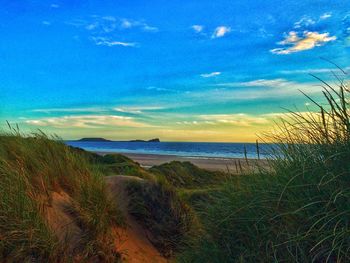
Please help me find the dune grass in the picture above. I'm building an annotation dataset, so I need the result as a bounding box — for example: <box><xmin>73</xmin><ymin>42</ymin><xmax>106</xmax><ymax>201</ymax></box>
<box><xmin>95</xmin><ymin>153</ymin><xmax>155</xmax><ymax>180</ymax></box>
<box><xmin>125</xmin><ymin>176</ymin><xmax>200</xmax><ymax>258</ymax></box>
<box><xmin>69</xmin><ymin>147</ymin><xmax>155</xmax><ymax>180</ymax></box>
<box><xmin>150</xmin><ymin>161</ymin><xmax>227</xmax><ymax>188</ymax></box>
<box><xmin>0</xmin><ymin>157</ymin><xmax>59</xmax><ymax>262</ymax></box>
<box><xmin>178</xmin><ymin>75</ymin><xmax>350</xmax><ymax>262</ymax></box>
<box><xmin>0</xmin><ymin>131</ymin><xmax>123</xmax><ymax>262</ymax></box>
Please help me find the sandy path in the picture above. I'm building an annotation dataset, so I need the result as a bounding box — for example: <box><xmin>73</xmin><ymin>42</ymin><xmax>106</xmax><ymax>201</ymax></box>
<box><xmin>45</xmin><ymin>191</ymin><xmax>83</xmax><ymax>254</ymax></box>
<box><xmin>105</xmin><ymin>175</ymin><xmax>167</xmax><ymax>263</ymax></box>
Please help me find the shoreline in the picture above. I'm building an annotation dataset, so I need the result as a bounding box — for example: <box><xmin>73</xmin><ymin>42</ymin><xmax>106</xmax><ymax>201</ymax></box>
<box><xmin>95</xmin><ymin>151</ymin><xmax>267</xmax><ymax>172</ymax></box>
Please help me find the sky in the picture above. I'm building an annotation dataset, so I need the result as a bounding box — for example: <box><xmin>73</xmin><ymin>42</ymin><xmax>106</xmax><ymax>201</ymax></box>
<box><xmin>0</xmin><ymin>0</ymin><xmax>349</xmax><ymax>142</ymax></box>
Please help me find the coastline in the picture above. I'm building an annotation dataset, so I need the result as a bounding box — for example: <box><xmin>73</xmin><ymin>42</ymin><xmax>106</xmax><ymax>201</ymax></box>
<box><xmin>95</xmin><ymin>151</ymin><xmax>267</xmax><ymax>172</ymax></box>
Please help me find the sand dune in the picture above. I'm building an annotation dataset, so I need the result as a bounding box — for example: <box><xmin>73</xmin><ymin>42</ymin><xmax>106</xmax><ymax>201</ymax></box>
<box><xmin>106</xmin><ymin>175</ymin><xmax>168</xmax><ymax>263</ymax></box>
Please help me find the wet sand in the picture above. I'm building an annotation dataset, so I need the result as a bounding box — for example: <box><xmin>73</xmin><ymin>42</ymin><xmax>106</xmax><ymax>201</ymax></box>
<box><xmin>96</xmin><ymin>152</ymin><xmax>267</xmax><ymax>172</ymax></box>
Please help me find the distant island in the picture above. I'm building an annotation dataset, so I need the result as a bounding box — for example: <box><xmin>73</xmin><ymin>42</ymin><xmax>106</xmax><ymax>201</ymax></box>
<box><xmin>77</xmin><ymin>137</ymin><xmax>112</xmax><ymax>142</ymax></box>
<box><xmin>129</xmin><ymin>138</ymin><xmax>160</xmax><ymax>142</ymax></box>
<box><xmin>77</xmin><ymin>137</ymin><xmax>160</xmax><ymax>142</ymax></box>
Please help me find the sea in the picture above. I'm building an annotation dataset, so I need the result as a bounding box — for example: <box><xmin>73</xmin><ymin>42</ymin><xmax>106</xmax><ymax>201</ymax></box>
<box><xmin>65</xmin><ymin>141</ymin><xmax>275</xmax><ymax>159</ymax></box>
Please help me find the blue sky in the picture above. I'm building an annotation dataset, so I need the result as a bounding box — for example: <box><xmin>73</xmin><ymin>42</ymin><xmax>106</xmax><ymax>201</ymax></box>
<box><xmin>0</xmin><ymin>0</ymin><xmax>349</xmax><ymax>141</ymax></box>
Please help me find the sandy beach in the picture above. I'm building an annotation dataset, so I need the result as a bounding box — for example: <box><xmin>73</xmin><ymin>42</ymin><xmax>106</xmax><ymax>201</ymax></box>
<box><xmin>96</xmin><ymin>152</ymin><xmax>266</xmax><ymax>172</ymax></box>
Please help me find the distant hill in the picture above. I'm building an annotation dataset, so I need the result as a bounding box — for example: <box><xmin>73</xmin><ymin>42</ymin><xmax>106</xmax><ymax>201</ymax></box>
<box><xmin>148</xmin><ymin>138</ymin><xmax>160</xmax><ymax>142</ymax></box>
<box><xmin>129</xmin><ymin>138</ymin><xmax>160</xmax><ymax>142</ymax></box>
<box><xmin>77</xmin><ymin>137</ymin><xmax>112</xmax><ymax>142</ymax></box>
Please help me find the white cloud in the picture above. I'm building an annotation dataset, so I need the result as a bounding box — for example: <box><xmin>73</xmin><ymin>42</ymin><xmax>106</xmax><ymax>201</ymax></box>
<box><xmin>280</xmin><ymin>66</ymin><xmax>350</xmax><ymax>74</ymax></box>
<box><xmin>114</xmin><ymin>106</ymin><xmax>164</xmax><ymax>114</ymax></box>
<box><xmin>192</xmin><ymin>25</ymin><xmax>204</xmax><ymax>33</ymax></box>
<box><xmin>176</xmin><ymin>120</ymin><xmax>202</xmax><ymax>125</ymax></box>
<box><xmin>258</xmin><ymin>27</ymin><xmax>273</xmax><ymax>38</ymax></box>
<box><xmin>189</xmin><ymin>78</ymin><xmax>325</xmax><ymax>102</ymax></box>
<box><xmin>102</xmin><ymin>23</ymin><xmax>117</xmax><ymax>33</ymax></box>
<box><xmin>92</xmin><ymin>37</ymin><xmax>137</xmax><ymax>47</ymax></box>
<box><xmin>102</xmin><ymin>41</ymin><xmax>137</xmax><ymax>47</ymax></box>
<box><xmin>67</xmin><ymin>16</ymin><xmax>158</xmax><ymax>43</ymax></box>
<box><xmin>26</xmin><ymin>115</ymin><xmax>151</xmax><ymax>128</ymax></box>
<box><xmin>32</xmin><ymin>107</ymin><xmax>105</xmax><ymax>113</ymax></box>
<box><xmin>114</xmin><ymin>108</ymin><xmax>142</xmax><ymax>114</ymax></box>
<box><xmin>120</xmin><ymin>18</ymin><xmax>158</xmax><ymax>32</ymax></box>
<box><xmin>320</xmin><ymin>12</ymin><xmax>332</xmax><ymax>20</ymax></box>
<box><xmin>86</xmin><ymin>23</ymin><xmax>98</xmax><ymax>30</ymax></box>
<box><xmin>175</xmin><ymin>112</ymin><xmax>322</xmax><ymax>128</ymax></box>
<box><xmin>175</xmin><ymin>113</ymin><xmax>271</xmax><ymax>127</ymax></box>
<box><xmin>239</xmin><ymin>78</ymin><xmax>295</xmax><ymax>87</ymax></box>
<box><xmin>121</xmin><ymin>19</ymin><xmax>132</xmax><ymax>28</ymax></box>
<box><xmin>32</xmin><ymin>105</ymin><xmax>165</xmax><ymax>115</ymax></box>
<box><xmin>142</xmin><ymin>25</ymin><xmax>159</xmax><ymax>32</ymax></box>
<box><xmin>71</xmin><ymin>16</ymin><xmax>117</xmax><ymax>33</ymax></box>
<box><xmin>199</xmin><ymin>114</ymin><xmax>270</xmax><ymax>126</ymax></box>
<box><xmin>278</xmin><ymin>31</ymin><xmax>300</xmax><ymax>45</ymax></box>
<box><xmin>42</xmin><ymin>21</ymin><xmax>51</xmax><ymax>26</ymax></box>
<box><xmin>294</xmin><ymin>16</ymin><xmax>316</xmax><ymax>29</ymax></box>
<box><xmin>218</xmin><ymin>78</ymin><xmax>296</xmax><ymax>88</ymax></box>
<box><xmin>51</xmin><ymin>4</ymin><xmax>59</xmax><ymax>8</ymax></box>
<box><xmin>270</xmin><ymin>31</ymin><xmax>337</xmax><ymax>55</ymax></box>
<box><xmin>146</xmin><ymin>86</ymin><xmax>173</xmax><ymax>92</ymax></box>
<box><xmin>200</xmin><ymin>72</ymin><xmax>221</xmax><ymax>78</ymax></box>
<box><xmin>212</xmin><ymin>26</ymin><xmax>231</xmax><ymax>38</ymax></box>
<box><xmin>103</xmin><ymin>16</ymin><xmax>117</xmax><ymax>22</ymax></box>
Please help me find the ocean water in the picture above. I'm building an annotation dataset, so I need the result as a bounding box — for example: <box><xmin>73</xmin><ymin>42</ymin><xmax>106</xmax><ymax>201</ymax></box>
<box><xmin>65</xmin><ymin>141</ymin><xmax>275</xmax><ymax>159</ymax></box>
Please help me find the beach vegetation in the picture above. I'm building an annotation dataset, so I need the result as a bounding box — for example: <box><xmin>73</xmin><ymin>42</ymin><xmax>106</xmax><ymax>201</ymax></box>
<box><xmin>69</xmin><ymin>147</ymin><xmax>155</xmax><ymax>180</ymax></box>
<box><xmin>178</xmin><ymin>74</ymin><xmax>350</xmax><ymax>262</ymax></box>
<box><xmin>0</xmin><ymin>131</ymin><xmax>123</xmax><ymax>262</ymax></box>
<box><xmin>125</xmin><ymin>176</ymin><xmax>200</xmax><ymax>258</ymax></box>
<box><xmin>149</xmin><ymin>161</ymin><xmax>227</xmax><ymax>188</ymax></box>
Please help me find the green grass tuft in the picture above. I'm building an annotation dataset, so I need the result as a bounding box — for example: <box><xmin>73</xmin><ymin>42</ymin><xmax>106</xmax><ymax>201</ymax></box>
<box><xmin>150</xmin><ymin>161</ymin><xmax>227</xmax><ymax>188</ymax></box>
<box><xmin>70</xmin><ymin>149</ymin><xmax>155</xmax><ymax>180</ymax></box>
